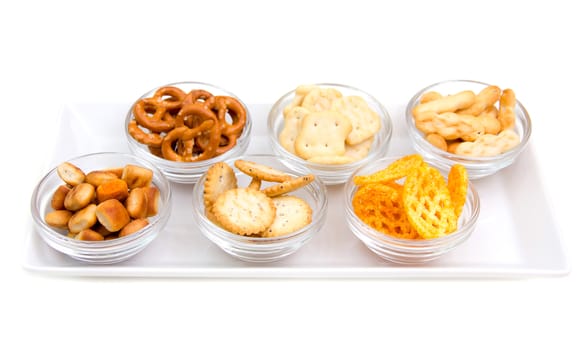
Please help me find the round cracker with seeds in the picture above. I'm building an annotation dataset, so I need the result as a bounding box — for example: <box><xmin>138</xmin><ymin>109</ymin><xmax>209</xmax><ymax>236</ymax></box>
<box><xmin>203</xmin><ymin>162</ymin><xmax>238</xmax><ymax>208</ymax></box>
<box><xmin>234</xmin><ymin>159</ymin><xmax>292</xmax><ymax>182</ymax></box>
<box><xmin>262</xmin><ymin>196</ymin><xmax>313</xmax><ymax>237</ymax></box>
<box><xmin>262</xmin><ymin>174</ymin><xmax>315</xmax><ymax>197</ymax></box>
<box><xmin>213</xmin><ymin>188</ymin><xmax>276</xmax><ymax>235</ymax></box>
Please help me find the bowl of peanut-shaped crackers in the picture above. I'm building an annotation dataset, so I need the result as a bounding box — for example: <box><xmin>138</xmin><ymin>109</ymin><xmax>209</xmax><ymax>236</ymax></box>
<box><xmin>30</xmin><ymin>152</ymin><xmax>172</xmax><ymax>264</ymax></box>
<box><xmin>125</xmin><ymin>81</ymin><xmax>252</xmax><ymax>184</ymax></box>
<box><xmin>344</xmin><ymin>154</ymin><xmax>480</xmax><ymax>264</ymax></box>
<box><xmin>405</xmin><ymin>80</ymin><xmax>532</xmax><ymax>179</ymax></box>
<box><xmin>268</xmin><ymin>83</ymin><xmax>393</xmax><ymax>185</ymax></box>
<box><xmin>192</xmin><ymin>155</ymin><xmax>328</xmax><ymax>263</ymax></box>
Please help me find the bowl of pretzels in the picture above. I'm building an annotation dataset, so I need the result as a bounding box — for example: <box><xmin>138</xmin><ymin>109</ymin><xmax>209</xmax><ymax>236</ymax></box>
<box><xmin>30</xmin><ymin>152</ymin><xmax>172</xmax><ymax>264</ymax></box>
<box><xmin>267</xmin><ymin>83</ymin><xmax>393</xmax><ymax>185</ymax></box>
<box><xmin>405</xmin><ymin>79</ymin><xmax>532</xmax><ymax>179</ymax></box>
<box><xmin>192</xmin><ymin>155</ymin><xmax>328</xmax><ymax>263</ymax></box>
<box><xmin>125</xmin><ymin>81</ymin><xmax>252</xmax><ymax>184</ymax></box>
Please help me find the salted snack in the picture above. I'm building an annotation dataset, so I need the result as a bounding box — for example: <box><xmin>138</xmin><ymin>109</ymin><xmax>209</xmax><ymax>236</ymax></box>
<box><xmin>279</xmin><ymin>85</ymin><xmax>381</xmax><ymax>164</ymax></box>
<box><xmin>44</xmin><ymin>162</ymin><xmax>160</xmax><ymax>241</ymax></box>
<box><xmin>412</xmin><ymin>85</ymin><xmax>521</xmax><ymax>156</ymax></box>
<box><xmin>128</xmin><ymin>85</ymin><xmax>247</xmax><ymax>162</ymax></box>
<box><xmin>202</xmin><ymin>160</ymin><xmax>314</xmax><ymax>237</ymax></box>
<box><xmin>352</xmin><ymin>154</ymin><xmax>468</xmax><ymax>240</ymax></box>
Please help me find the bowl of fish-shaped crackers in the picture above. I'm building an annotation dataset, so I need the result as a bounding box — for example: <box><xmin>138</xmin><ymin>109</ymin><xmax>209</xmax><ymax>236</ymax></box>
<box><xmin>268</xmin><ymin>83</ymin><xmax>393</xmax><ymax>185</ymax></box>
<box><xmin>343</xmin><ymin>154</ymin><xmax>480</xmax><ymax>264</ymax></box>
<box><xmin>405</xmin><ymin>80</ymin><xmax>532</xmax><ymax>179</ymax></box>
<box><xmin>192</xmin><ymin>155</ymin><xmax>328</xmax><ymax>263</ymax></box>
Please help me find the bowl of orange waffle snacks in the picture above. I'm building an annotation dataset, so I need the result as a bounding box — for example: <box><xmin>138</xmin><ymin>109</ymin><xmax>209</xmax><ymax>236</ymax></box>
<box><xmin>192</xmin><ymin>155</ymin><xmax>328</xmax><ymax>263</ymax></box>
<box><xmin>125</xmin><ymin>82</ymin><xmax>252</xmax><ymax>183</ymax></box>
<box><xmin>344</xmin><ymin>154</ymin><xmax>480</xmax><ymax>264</ymax></box>
<box><xmin>405</xmin><ymin>80</ymin><xmax>532</xmax><ymax>179</ymax></box>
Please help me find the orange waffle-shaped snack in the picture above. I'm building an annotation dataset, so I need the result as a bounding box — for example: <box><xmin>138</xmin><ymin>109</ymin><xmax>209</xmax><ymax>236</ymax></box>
<box><xmin>352</xmin><ymin>183</ymin><xmax>418</xmax><ymax>239</ymax></box>
<box><xmin>351</xmin><ymin>154</ymin><xmax>468</xmax><ymax>240</ymax></box>
<box><xmin>402</xmin><ymin>164</ymin><xmax>458</xmax><ymax>239</ymax></box>
<box><xmin>353</xmin><ymin>154</ymin><xmax>424</xmax><ymax>186</ymax></box>
<box><xmin>447</xmin><ymin>164</ymin><xmax>468</xmax><ymax>217</ymax></box>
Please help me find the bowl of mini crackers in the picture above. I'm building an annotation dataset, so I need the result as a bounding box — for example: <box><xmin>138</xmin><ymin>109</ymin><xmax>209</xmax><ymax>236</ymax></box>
<box><xmin>125</xmin><ymin>81</ymin><xmax>252</xmax><ymax>184</ymax></box>
<box><xmin>405</xmin><ymin>79</ymin><xmax>532</xmax><ymax>179</ymax></box>
<box><xmin>343</xmin><ymin>154</ymin><xmax>480</xmax><ymax>264</ymax></box>
<box><xmin>192</xmin><ymin>155</ymin><xmax>328</xmax><ymax>263</ymax></box>
<box><xmin>267</xmin><ymin>83</ymin><xmax>393</xmax><ymax>185</ymax></box>
<box><xmin>30</xmin><ymin>152</ymin><xmax>173</xmax><ymax>264</ymax></box>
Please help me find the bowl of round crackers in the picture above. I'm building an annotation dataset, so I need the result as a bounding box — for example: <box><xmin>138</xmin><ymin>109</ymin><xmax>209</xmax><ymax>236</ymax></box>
<box><xmin>267</xmin><ymin>83</ymin><xmax>393</xmax><ymax>185</ymax></box>
<box><xmin>192</xmin><ymin>154</ymin><xmax>328</xmax><ymax>263</ymax></box>
<box><xmin>125</xmin><ymin>81</ymin><xmax>252</xmax><ymax>184</ymax></box>
<box><xmin>343</xmin><ymin>154</ymin><xmax>480</xmax><ymax>264</ymax></box>
<box><xmin>405</xmin><ymin>79</ymin><xmax>532</xmax><ymax>179</ymax></box>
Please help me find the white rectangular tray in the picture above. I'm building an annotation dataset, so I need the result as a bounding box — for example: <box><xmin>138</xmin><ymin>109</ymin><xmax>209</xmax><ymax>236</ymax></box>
<box><xmin>22</xmin><ymin>103</ymin><xmax>569</xmax><ymax>278</ymax></box>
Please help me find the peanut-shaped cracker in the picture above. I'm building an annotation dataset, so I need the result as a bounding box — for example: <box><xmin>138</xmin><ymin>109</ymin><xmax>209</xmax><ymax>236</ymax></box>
<box><xmin>454</xmin><ymin>129</ymin><xmax>520</xmax><ymax>157</ymax></box>
<box><xmin>294</xmin><ymin>111</ymin><xmax>352</xmax><ymax>159</ymax></box>
<box><xmin>413</xmin><ymin>90</ymin><xmax>475</xmax><ymax>116</ymax></box>
<box><xmin>415</xmin><ymin>112</ymin><xmax>484</xmax><ymax>141</ymax></box>
<box><xmin>331</xmin><ymin>95</ymin><xmax>381</xmax><ymax>146</ymax></box>
<box><xmin>498</xmin><ymin>88</ymin><xmax>516</xmax><ymax>131</ymax></box>
<box><xmin>457</xmin><ymin>85</ymin><xmax>501</xmax><ymax>116</ymax></box>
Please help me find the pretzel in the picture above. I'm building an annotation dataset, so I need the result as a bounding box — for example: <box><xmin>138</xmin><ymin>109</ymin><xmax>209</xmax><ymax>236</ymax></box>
<box><xmin>152</xmin><ymin>86</ymin><xmax>187</xmax><ymax>110</ymax></box>
<box><xmin>161</xmin><ymin>118</ymin><xmax>219</xmax><ymax>162</ymax></box>
<box><xmin>133</xmin><ymin>98</ymin><xmax>175</xmax><ymax>133</ymax></box>
<box><xmin>184</xmin><ymin>89</ymin><xmax>213</xmax><ymax>104</ymax></box>
<box><xmin>128</xmin><ymin>120</ymin><xmax>164</xmax><ymax>147</ymax></box>
<box><xmin>205</xmin><ymin>96</ymin><xmax>247</xmax><ymax>155</ymax></box>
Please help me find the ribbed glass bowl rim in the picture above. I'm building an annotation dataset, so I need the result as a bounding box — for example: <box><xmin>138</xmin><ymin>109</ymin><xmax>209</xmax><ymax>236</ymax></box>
<box><xmin>30</xmin><ymin>151</ymin><xmax>172</xmax><ymax>250</ymax></box>
<box><xmin>192</xmin><ymin>154</ymin><xmax>329</xmax><ymax>246</ymax></box>
<box><xmin>405</xmin><ymin>79</ymin><xmax>532</xmax><ymax>163</ymax></box>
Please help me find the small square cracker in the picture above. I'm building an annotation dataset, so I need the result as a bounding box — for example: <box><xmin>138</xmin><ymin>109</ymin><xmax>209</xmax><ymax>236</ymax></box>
<box><xmin>294</xmin><ymin>111</ymin><xmax>352</xmax><ymax>160</ymax></box>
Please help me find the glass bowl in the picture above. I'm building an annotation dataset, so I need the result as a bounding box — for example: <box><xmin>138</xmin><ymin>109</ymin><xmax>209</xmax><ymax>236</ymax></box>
<box><xmin>405</xmin><ymin>79</ymin><xmax>532</xmax><ymax>179</ymax></box>
<box><xmin>192</xmin><ymin>154</ymin><xmax>328</xmax><ymax>263</ymax></box>
<box><xmin>267</xmin><ymin>83</ymin><xmax>393</xmax><ymax>185</ymax></box>
<box><xmin>343</xmin><ymin>156</ymin><xmax>480</xmax><ymax>264</ymax></box>
<box><xmin>125</xmin><ymin>81</ymin><xmax>252</xmax><ymax>184</ymax></box>
<box><xmin>30</xmin><ymin>152</ymin><xmax>172</xmax><ymax>264</ymax></box>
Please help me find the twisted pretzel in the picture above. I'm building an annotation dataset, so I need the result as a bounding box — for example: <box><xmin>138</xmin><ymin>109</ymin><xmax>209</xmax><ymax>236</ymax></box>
<box><xmin>128</xmin><ymin>120</ymin><xmax>163</xmax><ymax>147</ymax></box>
<box><xmin>205</xmin><ymin>96</ymin><xmax>247</xmax><ymax>155</ymax></box>
<box><xmin>152</xmin><ymin>86</ymin><xmax>187</xmax><ymax>110</ymax></box>
<box><xmin>184</xmin><ymin>89</ymin><xmax>213</xmax><ymax>105</ymax></box>
<box><xmin>161</xmin><ymin>105</ymin><xmax>220</xmax><ymax>162</ymax></box>
<box><xmin>133</xmin><ymin>99</ymin><xmax>175</xmax><ymax>133</ymax></box>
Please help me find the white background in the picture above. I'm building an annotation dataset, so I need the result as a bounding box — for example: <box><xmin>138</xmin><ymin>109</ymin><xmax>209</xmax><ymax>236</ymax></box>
<box><xmin>2</xmin><ymin>0</ymin><xmax>587</xmax><ymax>348</ymax></box>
